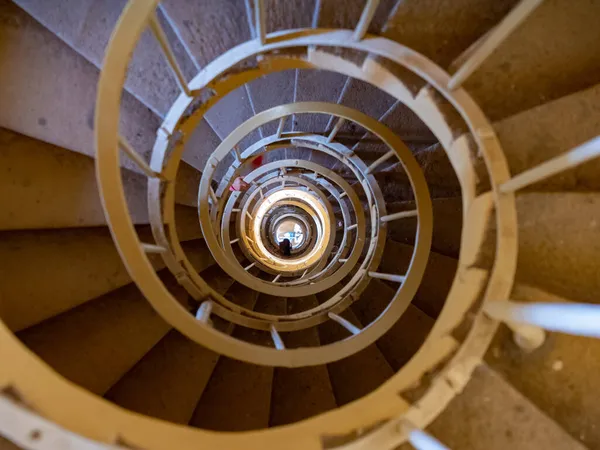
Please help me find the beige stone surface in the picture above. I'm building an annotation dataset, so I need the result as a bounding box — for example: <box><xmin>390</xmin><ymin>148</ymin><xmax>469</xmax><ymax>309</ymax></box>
<box><xmin>318</xmin><ymin>307</ymin><xmax>394</xmax><ymax>406</ymax></box>
<box><xmin>17</xmin><ymin>270</ymin><xmax>182</xmax><ymax>395</ymax></box>
<box><xmin>270</xmin><ymin>295</ymin><xmax>337</xmax><ymax>427</ymax></box>
<box><xmin>486</xmin><ymin>283</ymin><xmax>600</xmax><ymax>448</ymax></box>
<box><xmin>0</xmin><ymin>128</ymin><xmax>148</xmax><ymax>229</ymax></box>
<box><xmin>413</xmin><ymin>364</ymin><xmax>586</xmax><ymax>450</ymax></box>
<box><xmin>352</xmin><ymin>279</ymin><xmax>433</xmax><ymax>371</ymax></box>
<box><xmin>104</xmin><ymin>284</ymin><xmax>258</xmax><ymax>425</ymax></box>
<box><xmin>514</xmin><ymin>192</ymin><xmax>600</xmax><ymax>304</ymax></box>
<box><xmin>464</xmin><ymin>0</ymin><xmax>600</xmax><ymax>120</ymax></box>
<box><xmin>380</xmin><ymin>240</ymin><xmax>457</xmax><ymax>318</ymax></box>
<box><xmin>188</xmin><ymin>293</ymin><xmax>284</xmax><ymax>431</ymax></box>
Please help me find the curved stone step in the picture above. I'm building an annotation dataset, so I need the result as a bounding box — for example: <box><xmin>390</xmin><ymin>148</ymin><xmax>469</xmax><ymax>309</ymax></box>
<box><xmin>188</xmin><ymin>292</ymin><xmax>285</xmax><ymax>431</ymax></box>
<box><xmin>0</xmin><ymin>2</ymin><xmax>205</xmax><ymax>204</ymax></box>
<box><xmin>380</xmin><ymin>239</ymin><xmax>458</xmax><ymax>318</ymax></box>
<box><xmin>456</xmin><ymin>0</ymin><xmax>600</xmax><ymax>121</ymax></box>
<box><xmin>0</xmin><ymin>128</ymin><xmax>148</xmax><ymax>229</ymax></box>
<box><xmin>481</xmin><ymin>82</ymin><xmax>600</xmax><ymax>192</ymax></box>
<box><xmin>399</xmin><ymin>364</ymin><xmax>586</xmax><ymax>450</ymax></box>
<box><xmin>492</xmin><ymin>192</ymin><xmax>600</xmax><ymax>305</ymax></box>
<box><xmin>385</xmin><ymin>197</ymin><xmax>462</xmax><ymax>259</ymax></box>
<box><xmin>486</xmin><ymin>283</ymin><xmax>600</xmax><ymax>448</ymax></box>
<box><xmin>13</xmin><ymin>0</ymin><xmax>197</xmax><ymax>118</ymax></box>
<box><xmin>270</xmin><ymin>294</ymin><xmax>337</xmax><ymax>427</ymax></box>
<box><xmin>317</xmin><ymin>290</ymin><xmax>395</xmax><ymax>407</ymax></box>
<box><xmin>382</xmin><ymin>0</ymin><xmax>519</xmax><ymax>68</ymax></box>
<box><xmin>104</xmin><ymin>283</ymin><xmax>258</xmax><ymax>425</ymax></box>
<box><xmin>351</xmin><ymin>278</ymin><xmax>434</xmax><ymax>371</ymax></box>
<box><xmin>16</xmin><ymin>269</ymin><xmax>190</xmax><ymax>395</ymax></box>
<box><xmin>0</xmin><ymin>231</ymin><xmax>213</xmax><ymax>332</ymax></box>
<box><xmin>159</xmin><ymin>0</ymin><xmax>261</xmax><ymax>151</ymax></box>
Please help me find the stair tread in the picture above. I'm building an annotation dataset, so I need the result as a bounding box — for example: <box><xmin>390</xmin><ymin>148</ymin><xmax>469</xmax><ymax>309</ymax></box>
<box><xmin>486</xmin><ymin>283</ymin><xmax>600</xmax><ymax>448</ymax></box>
<box><xmin>461</xmin><ymin>0</ymin><xmax>600</xmax><ymax>121</ymax></box>
<box><xmin>105</xmin><ymin>284</ymin><xmax>258</xmax><ymax>425</ymax></box>
<box><xmin>0</xmin><ymin>2</ymin><xmax>202</xmax><ymax>207</ymax></box>
<box><xmin>198</xmin><ymin>264</ymin><xmax>236</xmax><ymax>295</ymax></box>
<box><xmin>247</xmin><ymin>70</ymin><xmax>296</xmax><ymax>137</ymax></box>
<box><xmin>105</xmin><ymin>329</ymin><xmax>220</xmax><ymax>424</ymax></box>
<box><xmin>352</xmin><ymin>279</ymin><xmax>434</xmax><ymax>371</ymax></box>
<box><xmin>0</xmin><ymin>128</ymin><xmax>148</xmax><ymax>229</ymax></box>
<box><xmin>318</xmin><ymin>299</ymin><xmax>394</xmax><ymax>407</ymax></box>
<box><xmin>0</xmin><ymin>227</ymin><xmax>160</xmax><ymax>331</ymax></box>
<box><xmin>0</xmin><ymin>2</ymin><xmax>156</xmax><ymax>173</ymax></box>
<box><xmin>295</xmin><ymin>70</ymin><xmax>348</xmax><ymax>133</ymax></box>
<box><xmin>13</xmin><ymin>0</ymin><xmax>197</xmax><ymax>118</ymax></box>
<box><xmin>383</xmin><ymin>0</ymin><xmax>519</xmax><ymax>68</ymax></box>
<box><xmin>160</xmin><ymin>0</ymin><xmax>260</xmax><ymax>151</ymax></box>
<box><xmin>371</xmin><ymin>144</ymin><xmax>461</xmax><ymax>201</ymax></box>
<box><xmin>402</xmin><ymin>364</ymin><xmax>586</xmax><ymax>450</ymax></box>
<box><xmin>318</xmin><ymin>0</ymin><xmax>397</xmax><ymax>36</ymax></box>
<box><xmin>189</xmin><ymin>292</ymin><xmax>284</xmax><ymax>431</ymax></box>
<box><xmin>17</xmin><ymin>270</ymin><xmax>186</xmax><ymax>395</ymax></box>
<box><xmin>270</xmin><ymin>295</ymin><xmax>337</xmax><ymax>427</ymax></box>
<box><xmin>386</xmin><ymin>197</ymin><xmax>462</xmax><ymax>259</ymax></box>
<box><xmin>490</xmin><ymin>82</ymin><xmax>600</xmax><ymax>191</ymax></box>
<box><xmin>380</xmin><ymin>239</ymin><xmax>458</xmax><ymax>318</ymax></box>
<box><xmin>506</xmin><ymin>192</ymin><xmax>600</xmax><ymax>305</ymax></box>
<box><xmin>0</xmin><ymin>229</ymin><xmax>210</xmax><ymax>332</ymax></box>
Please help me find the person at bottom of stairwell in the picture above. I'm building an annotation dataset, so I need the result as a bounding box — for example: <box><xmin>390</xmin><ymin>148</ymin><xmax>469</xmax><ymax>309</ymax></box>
<box><xmin>279</xmin><ymin>238</ymin><xmax>291</xmax><ymax>257</ymax></box>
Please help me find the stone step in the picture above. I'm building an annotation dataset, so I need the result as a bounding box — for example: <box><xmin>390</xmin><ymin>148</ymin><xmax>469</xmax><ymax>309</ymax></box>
<box><xmin>0</xmin><ymin>231</ymin><xmax>212</xmax><ymax>332</ymax></box>
<box><xmin>0</xmin><ymin>3</ymin><xmax>203</xmax><ymax>195</ymax></box>
<box><xmin>317</xmin><ymin>286</ymin><xmax>395</xmax><ymax>407</ymax></box>
<box><xmin>351</xmin><ymin>278</ymin><xmax>434</xmax><ymax>371</ymax></box>
<box><xmin>399</xmin><ymin>364</ymin><xmax>586</xmax><ymax>450</ymax></box>
<box><xmin>270</xmin><ymin>294</ymin><xmax>337</xmax><ymax>427</ymax></box>
<box><xmin>477</xmin><ymin>82</ymin><xmax>600</xmax><ymax>192</ymax></box>
<box><xmin>188</xmin><ymin>292</ymin><xmax>285</xmax><ymax>431</ymax></box>
<box><xmin>385</xmin><ymin>197</ymin><xmax>462</xmax><ymax>259</ymax></box>
<box><xmin>380</xmin><ymin>239</ymin><xmax>458</xmax><ymax>318</ymax></box>
<box><xmin>104</xmin><ymin>283</ymin><xmax>258</xmax><ymax>425</ymax></box>
<box><xmin>17</xmin><ymin>269</ymin><xmax>190</xmax><ymax>395</ymax></box>
<box><xmin>458</xmin><ymin>0</ymin><xmax>600</xmax><ymax>121</ymax></box>
<box><xmin>486</xmin><ymin>282</ymin><xmax>600</xmax><ymax>448</ymax></box>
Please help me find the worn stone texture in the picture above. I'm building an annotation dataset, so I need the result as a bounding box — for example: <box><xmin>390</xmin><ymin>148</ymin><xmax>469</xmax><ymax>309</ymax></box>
<box><xmin>514</xmin><ymin>192</ymin><xmax>600</xmax><ymax>304</ymax></box>
<box><xmin>386</xmin><ymin>197</ymin><xmax>462</xmax><ymax>259</ymax></box>
<box><xmin>14</xmin><ymin>0</ymin><xmax>197</xmax><ymax>117</ymax></box>
<box><xmin>247</xmin><ymin>70</ymin><xmax>296</xmax><ymax>136</ymax></box>
<box><xmin>384</xmin><ymin>0</ymin><xmax>518</xmax><ymax>68</ymax></box>
<box><xmin>203</xmin><ymin>85</ymin><xmax>262</xmax><ymax>153</ymax></box>
<box><xmin>270</xmin><ymin>295</ymin><xmax>337</xmax><ymax>427</ymax></box>
<box><xmin>318</xmin><ymin>301</ymin><xmax>394</xmax><ymax>406</ymax></box>
<box><xmin>463</xmin><ymin>0</ymin><xmax>600</xmax><ymax>121</ymax></box>
<box><xmin>0</xmin><ymin>128</ymin><xmax>149</xmax><ymax>229</ymax></box>
<box><xmin>189</xmin><ymin>293</ymin><xmax>284</xmax><ymax>431</ymax></box>
<box><xmin>17</xmin><ymin>270</ymin><xmax>186</xmax><ymax>395</ymax></box>
<box><xmin>380</xmin><ymin>240</ymin><xmax>457</xmax><ymax>318</ymax></box>
<box><xmin>0</xmin><ymin>2</ymin><xmax>157</xmax><ymax>174</ymax></box>
<box><xmin>352</xmin><ymin>279</ymin><xmax>434</xmax><ymax>370</ymax></box>
<box><xmin>490</xmin><ymin>82</ymin><xmax>600</xmax><ymax>191</ymax></box>
<box><xmin>0</xmin><ymin>230</ymin><xmax>209</xmax><ymax>332</ymax></box>
<box><xmin>405</xmin><ymin>364</ymin><xmax>586</xmax><ymax>450</ymax></box>
<box><xmin>486</xmin><ymin>283</ymin><xmax>600</xmax><ymax>448</ymax></box>
<box><xmin>294</xmin><ymin>69</ymin><xmax>348</xmax><ymax>132</ymax></box>
<box><xmin>104</xmin><ymin>286</ymin><xmax>257</xmax><ymax>425</ymax></box>
<box><xmin>318</xmin><ymin>0</ymin><xmax>398</xmax><ymax>33</ymax></box>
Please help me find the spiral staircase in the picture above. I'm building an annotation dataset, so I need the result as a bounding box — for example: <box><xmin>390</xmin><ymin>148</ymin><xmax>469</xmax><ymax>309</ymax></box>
<box><xmin>1</xmin><ymin>0</ymin><xmax>600</xmax><ymax>448</ymax></box>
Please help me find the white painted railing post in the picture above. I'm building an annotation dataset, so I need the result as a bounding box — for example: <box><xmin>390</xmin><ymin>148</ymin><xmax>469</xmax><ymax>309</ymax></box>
<box><xmin>485</xmin><ymin>301</ymin><xmax>600</xmax><ymax>340</ymax></box>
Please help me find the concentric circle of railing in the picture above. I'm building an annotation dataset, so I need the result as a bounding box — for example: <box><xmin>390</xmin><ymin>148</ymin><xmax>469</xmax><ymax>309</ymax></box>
<box><xmin>93</xmin><ymin>0</ymin><xmax>517</xmax><ymax>443</ymax></box>
<box><xmin>20</xmin><ymin>0</ymin><xmax>600</xmax><ymax>449</ymax></box>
